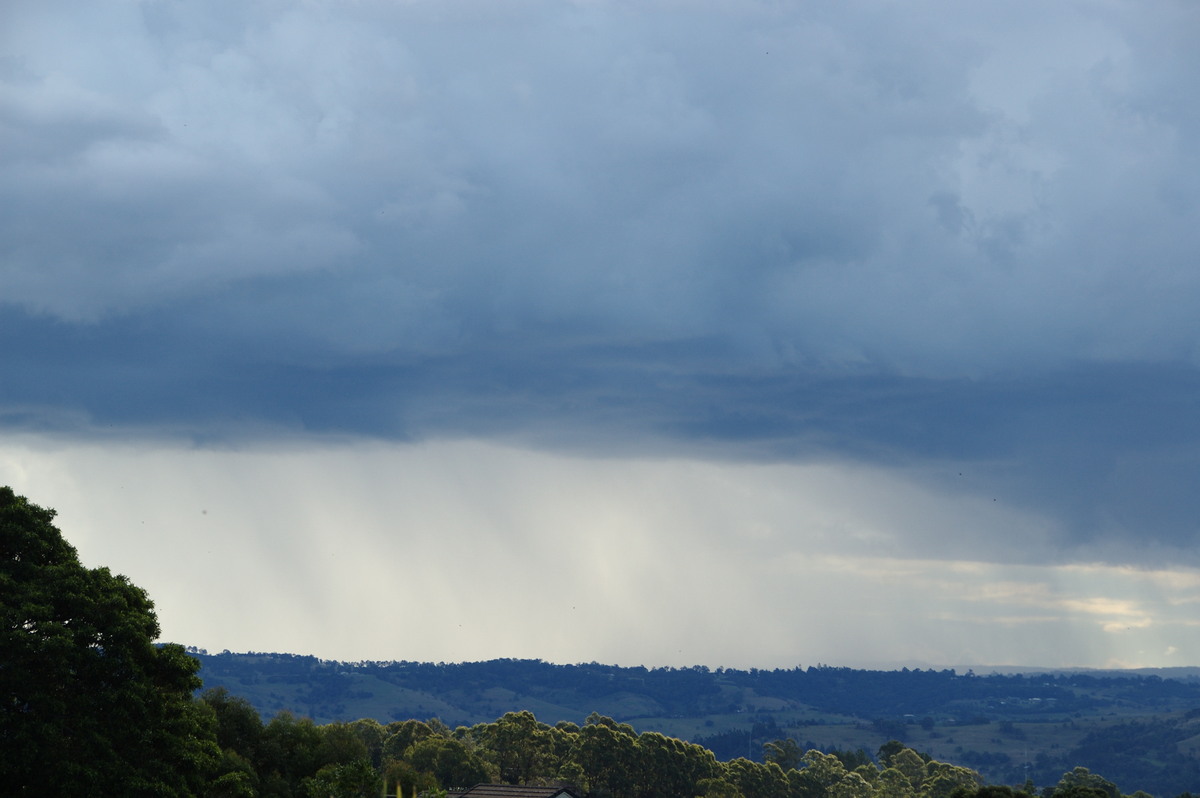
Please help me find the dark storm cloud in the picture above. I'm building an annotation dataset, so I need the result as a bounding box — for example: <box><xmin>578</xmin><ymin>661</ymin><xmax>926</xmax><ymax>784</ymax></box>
<box><xmin>4</xmin><ymin>0</ymin><xmax>1200</xmax><ymax>562</ymax></box>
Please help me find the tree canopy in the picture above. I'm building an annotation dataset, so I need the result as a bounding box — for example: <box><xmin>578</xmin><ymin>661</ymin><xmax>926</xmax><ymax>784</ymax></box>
<box><xmin>0</xmin><ymin>486</ymin><xmax>219</xmax><ymax>796</ymax></box>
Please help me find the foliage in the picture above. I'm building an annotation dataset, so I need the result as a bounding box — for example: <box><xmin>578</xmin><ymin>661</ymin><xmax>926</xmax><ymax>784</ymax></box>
<box><xmin>765</xmin><ymin>737</ymin><xmax>806</xmax><ymax>771</ymax></box>
<box><xmin>1052</xmin><ymin>716</ymin><xmax>1200</xmax><ymax>798</ymax></box>
<box><xmin>190</xmin><ymin>650</ymin><xmax>1200</xmax><ymax>797</ymax></box>
<box><xmin>475</xmin><ymin>710</ymin><xmax>558</xmax><ymax>784</ymax></box>
<box><xmin>301</xmin><ymin>759</ymin><xmax>381</xmax><ymax>798</ymax></box>
<box><xmin>0</xmin><ymin>486</ymin><xmax>220</xmax><ymax>796</ymax></box>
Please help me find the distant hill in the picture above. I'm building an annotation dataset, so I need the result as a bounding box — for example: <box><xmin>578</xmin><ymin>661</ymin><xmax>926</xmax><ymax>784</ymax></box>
<box><xmin>191</xmin><ymin>650</ymin><xmax>1200</xmax><ymax>797</ymax></box>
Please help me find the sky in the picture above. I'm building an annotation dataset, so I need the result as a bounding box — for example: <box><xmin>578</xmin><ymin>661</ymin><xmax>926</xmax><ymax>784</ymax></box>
<box><xmin>3</xmin><ymin>0</ymin><xmax>1200</xmax><ymax>671</ymax></box>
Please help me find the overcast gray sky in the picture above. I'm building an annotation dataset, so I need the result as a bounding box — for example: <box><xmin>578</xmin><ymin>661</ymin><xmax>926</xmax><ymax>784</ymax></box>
<box><xmin>3</xmin><ymin>0</ymin><xmax>1200</xmax><ymax>669</ymax></box>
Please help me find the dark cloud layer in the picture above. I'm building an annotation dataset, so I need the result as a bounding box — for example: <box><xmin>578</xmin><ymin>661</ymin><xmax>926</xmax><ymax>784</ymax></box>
<box><xmin>4</xmin><ymin>0</ymin><xmax>1200</xmax><ymax>563</ymax></box>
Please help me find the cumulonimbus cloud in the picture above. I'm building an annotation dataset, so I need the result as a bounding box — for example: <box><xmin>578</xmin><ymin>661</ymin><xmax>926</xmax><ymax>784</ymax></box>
<box><xmin>3</xmin><ymin>0</ymin><xmax>1200</xmax><ymax>568</ymax></box>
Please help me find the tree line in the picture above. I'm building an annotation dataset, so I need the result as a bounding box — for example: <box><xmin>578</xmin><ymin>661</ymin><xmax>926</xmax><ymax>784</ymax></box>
<box><xmin>197</xmin><ymin>652</ymin><xmax>1157</xmax><ymax>725</ymax></box>
<box><xmin>198</xmin><ymin>697</ymin><xmax>1165</xmax><ymax>798</ymax></box>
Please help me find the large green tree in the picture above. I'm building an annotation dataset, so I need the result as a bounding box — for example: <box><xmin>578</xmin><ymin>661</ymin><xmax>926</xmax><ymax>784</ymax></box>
<box><xmin>476</xmin><ymin>710</ymin><xmax>558</xmax><ymax>784</ymax></box>
<box><xmin>407</xmin><ymin>734</ymin><xmax>492</xmax><ymax>789</ymax></box>
<box><xmin>570</xmin><ymin>715</ymin><xmax>639</xmax><ymax>797</ymax></box>
<box><xmin>0</xmin><ymin>487</ymin><xmax>219</xmax><ymax>796</ymax></box>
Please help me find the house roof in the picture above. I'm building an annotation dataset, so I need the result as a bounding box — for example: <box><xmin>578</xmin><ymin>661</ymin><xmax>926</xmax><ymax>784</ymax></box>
<box><xmin>453</xmin><ymin>785</ymin><xmax>581</xmax><ymax>798</ymax></box>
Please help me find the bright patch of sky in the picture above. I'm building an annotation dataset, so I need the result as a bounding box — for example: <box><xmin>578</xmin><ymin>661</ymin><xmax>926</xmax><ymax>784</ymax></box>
<box><xmin>3</xmin><ymin>436</ymin><xmax>1198</xmax><ymax>669</ymax></box>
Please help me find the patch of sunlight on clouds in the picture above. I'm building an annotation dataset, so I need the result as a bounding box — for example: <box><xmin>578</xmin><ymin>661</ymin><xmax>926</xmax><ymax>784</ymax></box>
<box><xmin>1101</xmin><ymin>617</ymin><xmax>1153</xmax><ymax>633</ymax></box>
<box><xmin>3</xmin><ymin>434</ymin><xmax>1200</xmax><ymax>669</ymax></box>
<box><xmin>1060</xmin><ymin>596</ymin><xmax>1144</xmax><ymax>619</ymax></box>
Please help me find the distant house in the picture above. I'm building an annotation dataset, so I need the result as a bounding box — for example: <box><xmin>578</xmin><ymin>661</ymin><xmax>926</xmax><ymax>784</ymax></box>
<box><xmin>448</xmin><ymin>785</ymin><xmax>583</xmax><ymax>798</ymax></box>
